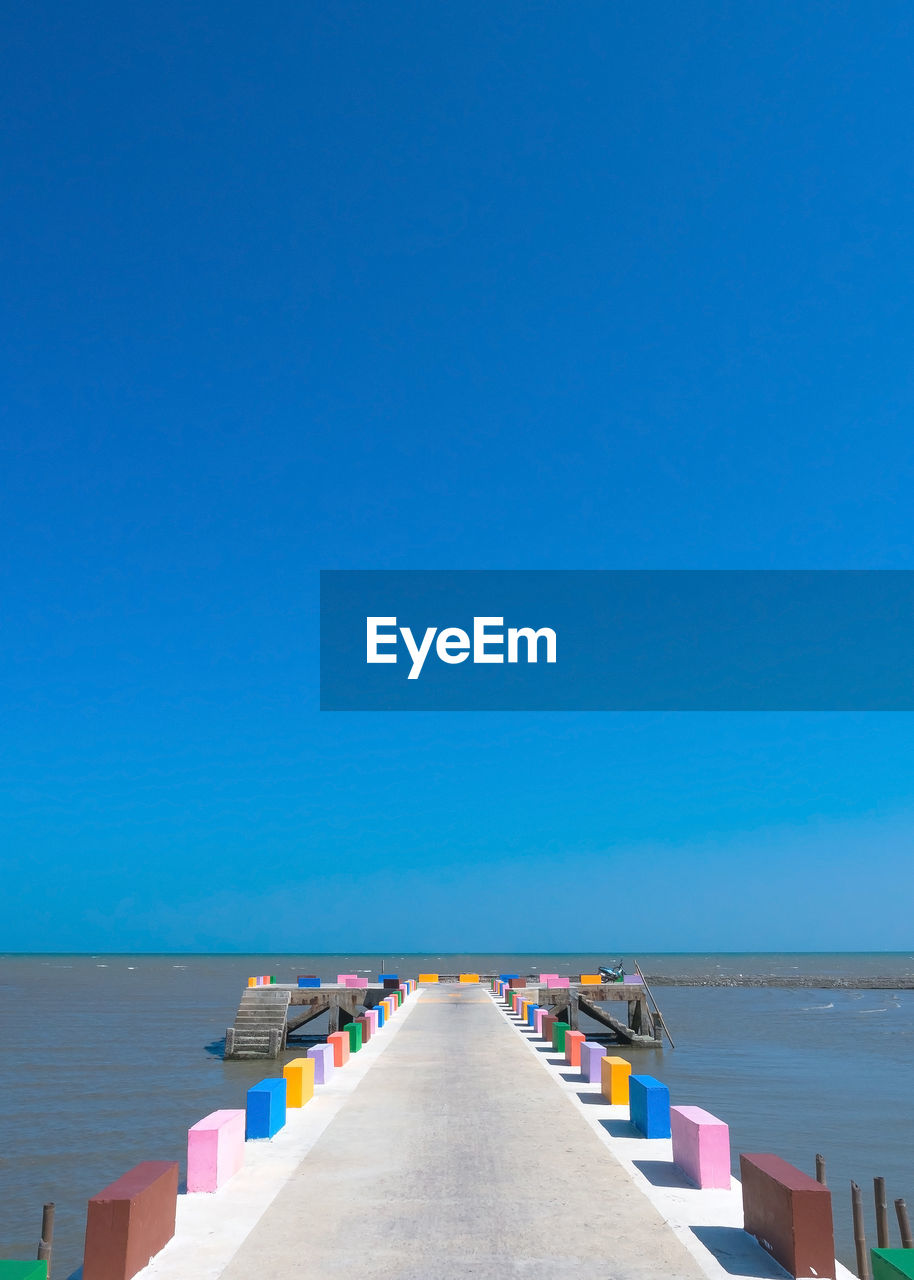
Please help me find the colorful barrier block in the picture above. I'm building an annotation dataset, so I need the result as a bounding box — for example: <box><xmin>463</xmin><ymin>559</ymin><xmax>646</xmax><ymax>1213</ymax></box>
<box><xmin>356</xmin><ymin>1013</ymin><xmax>371</xmax><ymax>1043</ymax></box>
<box><xmin>579</xmin><ymin>974</ymin><xmax>602</xmax><ymax>984</ymax></box>
<box><xmin>283</xmin><ymin>1057</ymin><xmax>316</xmax><ymax>1108</ymax></box>
<box><xmin>629</xmin><ymin>1075</ymin><xmax>670</xmax><ymax>1138</ymax></box>
<box><xmin>600</xmin><ymin>1056</ymin><xmax>632</xmax><ymax>1105</ymax></box>
<box><xmin>297</xmin><ymin>977</ymin><xmax>320</xmax><ymax>988</ymax></box>
<box><xmin>526</xmin><ymin>1002</ymin><xmax>540</xmax><ymax>1027</ymax></box>
<box><xmin>499</xmin><ymin>973</ymin><xmax>520</xmax><ymax>981</ymax></box>
<box><xmin>187</xmin><ymin>1109</ymin><xmax>245</xmax><ymax>1193</ymax></box>
<box><xmin>508</xmin><ymin>977</ymin><xmax>526</xmax><ymax>988</ymax></box>
<box><xmin>541</xmin><ymin>1013</ymin><xmax>559</xmax><ymax>1043</ymax></box>
<box><xmin>670</xmin><ymin>1106</ymin><xmax>731</xmax><ymax>1189</ymax></box>
<box><xmin>327</xmin><ymin>1030</ymin><xmax>351</xmax><ymax>1066</ymax></box>
<box><xmin>534</xmin><ymin>1007</ymin><xmax>550</xmax><ymax>1037</ymax></box>
<box><xmin>344</xmin><ymin>1020</ymin><xmax>363</xmax><ymax>1053</ymax></box>
<box><xmin>395</xmin><ymin>989</ymin><xmax>403</xmax><ymax>1006</ymax></box>
<box><xmin>551</xmin><ymin>1021</ymin><xmax>570</xmax><ymax>1053</ymax></box>
<box><xmin>419</xmin><ymin>973</ymin><xmax>439</xmax><ymax>983</ymax></box>
<box><xmin>308</xmin><ymin>1043</ymin><xmax>335</xmax><ymax>1084</ymax></box>
<box><xmin>539</xmin><ymin>973</ymin><xmax>558</xmax><ymax>982</ymax></box>
<box><xmin>245</xmin><ymin>1078</ymin><xmax>287</xmax><ymax>1140</ymax></box>
<box><xmin>378</xmin><ymin>973</ymin><xmax>399</xmax><ymax>982</ymax></box>
<box><xmin>547</xmin><ymin>977</ymin><xmax>570</xmax><ymax>989</ymax></box>
<box><xmin>740</xmin><ymin>1153</ymin><xmax>835</xmax><ymax>1280</ymax></box>
<box><xmin>564</xmin><ymin>1029</ymin><xmax>585</xmax><ymax>1067</ymax></box>
<box><xmin>872</xmin><ymin>1250</ymin><xmax>914</xmax><ymax>1278</ymax></box>
<box><xmin>344</xmin><ymin>977</ymin><xmax>364</xmax><ymax>988</ymax></box>
<box><xmin>580</xmin><ymin>1040</ymin><xmax>606</xmax><ymax>1084</ymax></box>
<box><xmin>0</xmin><ymin>1265</ymin><xmax>48</xmax><ymax>1279</ymax></box>
<box><xmin>365</xmin><ymin>1007</ymin><xmax>379</xmax><ymax>1035</ymax></box>
<box><xmin>247</xmin><ymin>977</ymin><xmax>256</xmax><ymax>987</ymax></box>
<box><xmin>459</xmin><ymin>973</ymin><xmax>480</xmax><ymax>983</ymax></box>
<box><xmin>83</xmin><ymin>1161</ymin><xmax>178</xmax><ymax>1280</ymax></box>
<box><xmin>375</xmin><ymin>1001</ymin><xmax>385</xmax><ymax>1027</ymax></box>
<box><xmin>337</xmin><ymin>973</ymin><xmax>358</xmax><ymax>983</ymax></box>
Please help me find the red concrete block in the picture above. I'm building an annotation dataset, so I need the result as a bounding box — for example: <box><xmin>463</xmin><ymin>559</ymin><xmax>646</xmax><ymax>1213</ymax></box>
<box><xmin>740</xmin><ymin>1153</ymin><xmax>835</xmax><ymax>1280</ymax></box>
<box><xmin>83</xmin><ymin>1161</ymin><xmax>178</xmax><ymax>1280</ymax></box>
<box><xmin>327</xmin><ymin>1030</ymin><xmax>350</xmax><ymax>1067</ymax></box>
<box><xmin>564</xmin><ymin>1029</ymin><xmax>586</xmax><ymax>1067</ymax></box>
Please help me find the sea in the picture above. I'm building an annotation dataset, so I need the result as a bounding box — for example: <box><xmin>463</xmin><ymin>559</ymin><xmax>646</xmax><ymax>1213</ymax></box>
<box><xmin>1</xmin><ymin>952</ymin><xmax>912</xmax><ymax>1278</ymax></box>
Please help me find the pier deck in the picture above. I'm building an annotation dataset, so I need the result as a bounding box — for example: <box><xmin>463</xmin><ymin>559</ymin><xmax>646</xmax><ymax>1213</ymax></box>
<box><xmin>218</xmin><ymin>985</ymin><xmax>706</xmax><ymax>1280</ymax></box>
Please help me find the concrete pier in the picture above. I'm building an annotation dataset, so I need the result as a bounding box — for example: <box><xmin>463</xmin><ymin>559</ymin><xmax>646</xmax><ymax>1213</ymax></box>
<box><xmin>136</xmin><ymin>984</ymin><xmax>857</xmax><ymax>1280</ymax></box>
<box><xmin>220</xmin><ymin>986</ymin><xmax>705</xmax><ymax>1279</ymax></box>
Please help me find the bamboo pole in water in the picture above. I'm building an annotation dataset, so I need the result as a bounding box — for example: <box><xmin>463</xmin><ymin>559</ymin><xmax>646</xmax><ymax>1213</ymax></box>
<box><xmin>37</xmin><ymin>1201</ymin><xmax>54</xmax><ymax>1275</ymax></box>
<box><xmin>895</xmin><ymin>1198</ymin><xmax>913</xmax><ymax>1249</ymax></box>
<box><xmin>815</xmin><ymin>1153</ymin><xmax>827</xmax><ymax>1185</ymax></box>
<box><xmin>875</xmin><ymin>1176</ymin><xmax>890</xmax><ymax>1249</ymax></box>
<box><xmin>852</xmin><ymin>1183</ymin><xmax>871</xmax><ymax>1280</ymax></box>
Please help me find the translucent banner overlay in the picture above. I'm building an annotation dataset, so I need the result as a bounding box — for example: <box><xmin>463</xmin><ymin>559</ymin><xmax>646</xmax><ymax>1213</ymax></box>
<box><xmin>320</xmin><ymin>571</ymin><xmax>914</xmax><ymax>711</ymax></box>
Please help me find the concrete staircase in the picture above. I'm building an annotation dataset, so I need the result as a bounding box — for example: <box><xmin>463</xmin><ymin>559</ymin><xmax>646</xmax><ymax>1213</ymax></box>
<box><xmin>225</xmin><ymin>987</ymin><xmax>291</xmax><ymax>1059</ymax></box>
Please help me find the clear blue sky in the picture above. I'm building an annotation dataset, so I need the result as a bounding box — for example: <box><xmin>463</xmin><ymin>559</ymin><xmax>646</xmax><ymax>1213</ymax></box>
<box><xmin>2</xmin><ymin>2</ymin><xmax>914</xmax><ymax>951</ymax></box>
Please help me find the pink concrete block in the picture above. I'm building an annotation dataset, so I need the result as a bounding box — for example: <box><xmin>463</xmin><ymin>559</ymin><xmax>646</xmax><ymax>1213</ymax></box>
<box><xmin>344</xmin><ymin>976</ymin><xmax>364</xmax><ymax>988</ymax></box>
<box><xmin>564</xmin><ymin>1029</ymin><xmax>586</xmax><ymax>1067</ymax></box>
<box><xmin>671</xmin><ymin>1106</ymin><xmax>731</xmax><ymax>1189</ymax></box>
<box><xmin>546</xmin><ymin>977</ymin><xmax>570</xmax><ymax>988</ymax></box>
<box><xmin>187</xmin><ymin>1109</ymin><xmax>245</xmax><ymax>1193</ymax></box>
<box><xmin>337</xmin><ymin>973</ymin><xmax>358</xmax><ymax>983</ymax></box>
<box><xmin>539</xmin><ymin>973</ymin><xmax>559</xmax><ymax>982</ymax></box>
<box><xmin>533</xmin><ymin>1007</ymin><xmax>549</xmax><ymax>1038</ymax></box>
<box><xmin>580</xmin><ymin>1040</ymin><xmax>606</xmax><ymax>1084</ymax></box>
<box><xmin>366</xmin><ymin>1008</ymin><xmax>379</xmax><ymax>1035</ymax></box>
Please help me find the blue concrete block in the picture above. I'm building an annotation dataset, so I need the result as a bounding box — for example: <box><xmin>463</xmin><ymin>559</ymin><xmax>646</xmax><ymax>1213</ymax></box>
<box><xmin>376</xmin><ymin>1002</ymin><xmax>385</xmax><ymax>1027</ymax></box>
<box><xmin>378</xmin><ymin>973</ymin><xmax>399</xmax><ymax>981</ymax></box>
<box><xmin>499</xmin><ymin>973</ymin><xmax>520</xmax><ymax>980</ymax></box>
<box><xmin>629</xmin><ymin>1075</ymin><xmax>671</xmax><ymax>1138</ymax></box>
<box><xmin>526</xmin><ymin>1003</ymin><xmax>540</xmax><ymax>1027</ymax></box>
<box><xmin>297</xmin><ymin>977</ymin><xmax>320</xmax><ymax>987</ymax></box>
<box><xmin>246</xmin><ymin>1077</ymin><xmax>287</xmax><ymax>1140</ymax></box>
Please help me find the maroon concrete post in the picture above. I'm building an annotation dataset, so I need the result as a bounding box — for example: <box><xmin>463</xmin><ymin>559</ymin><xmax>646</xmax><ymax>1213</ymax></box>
<box><xmin>83</xmin><ymin>1161</ymin><xmax>179</xmax><ymax>1280</ymax></box>
<box><xmin>740</xmin><ymin>1153</ymin><xmax>836</xmax><ymax>1280</ymax></box>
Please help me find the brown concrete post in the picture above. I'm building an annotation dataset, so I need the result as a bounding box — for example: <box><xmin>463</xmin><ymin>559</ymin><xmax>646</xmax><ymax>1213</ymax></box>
<box><xmin>740</xmin><ymin>1153</ymin><xmax>836</xmax><ymax>1280</ymax></box>
<box><xmin>83</xmin><ymin>1161</ymin><xmax>178</xmax><ymax>1280</ymax></box>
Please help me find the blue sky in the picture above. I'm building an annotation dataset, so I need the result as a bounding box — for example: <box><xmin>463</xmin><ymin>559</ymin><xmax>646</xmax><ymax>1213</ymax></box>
<box><xmin>2</xmin><ymin>2</ymin><xmax>914</xmax><ymax>951</ymax></box>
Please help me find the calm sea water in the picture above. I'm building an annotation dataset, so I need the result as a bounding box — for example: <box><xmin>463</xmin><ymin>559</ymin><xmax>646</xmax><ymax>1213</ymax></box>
<box><xmin>1</xmin><ymin>952</ymin><xmax>912</xmax><ymax>1277</ymax></box>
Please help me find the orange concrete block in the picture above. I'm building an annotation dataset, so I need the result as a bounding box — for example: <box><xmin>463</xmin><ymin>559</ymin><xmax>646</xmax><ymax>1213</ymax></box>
<box><xmin>600</xmin><ymin>1055</ymin><xmax>632</xmax><ymax>1104</ymax></box>
<box><xmin>418</xmin><ymin>973</ymin><xmax>439</xmax><ymax>983</ymax></box>
<box><xmin>564</xmin><ymin>1030</ymin><xmax>586</xmax><ymax>1067</ymax></box>
<box><xmin>459</xmin><ymin>973</ymin><xmax>480</xmax><ymax>983</ymax></box>
<box><xmin>580</xmin><ymin>974</ymin><xmax>602</xmax><ymax>984</ymax></box>
<box><xmin>327</xmin><ymin>1031</ymin><xmax>350</xmax><ymax>1067</ymax></box>
<box><xmin>282</xmin><ymin>1057</ymin><xmax>315</xmax><ymax>1108</ymax></box>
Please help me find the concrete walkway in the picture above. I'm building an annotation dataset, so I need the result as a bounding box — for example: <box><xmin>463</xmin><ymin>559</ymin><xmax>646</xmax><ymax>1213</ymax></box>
<box><xmin>220</xmin><ymin>986</ymin><xmax>709</xmax><ymax>1280</ymax></box>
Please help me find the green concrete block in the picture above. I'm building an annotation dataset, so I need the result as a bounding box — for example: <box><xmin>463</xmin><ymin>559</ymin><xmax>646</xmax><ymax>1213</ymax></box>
<box><xmin>552</xmin><ymin>1021</ymin><xmax>570</xmax><ymax>1052</ymax></box>
<box><xmin>873</xmin><ymin>1249</ymin><xmax>914</xmax><ymax>1278</ymax></box>
<box><xmin>345</xmin><ymin>1020</ymin><xmax>363</xmax><ymax>1053</ymax></box>
<box><xmin>0</xmin><ymin>1263</ymin><xmax>49</xmax><ymax>1279</ymax></box>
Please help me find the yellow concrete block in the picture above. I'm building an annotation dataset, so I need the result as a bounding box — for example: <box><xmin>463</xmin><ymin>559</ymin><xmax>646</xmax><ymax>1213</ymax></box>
<box><xmin>521</xmin><ymin>1000</ymin><xmax>532</xmax><ymax>1021</ymax></box>
<box><xmin>600</xmin><ymin>1055</ymin><xmax>632</xmax><ymax>1105</ymax></box>
<box><xmin>580</xmin><ymin>974</ymin><xmax>602</xmax><ymax>984</ymax></box>
<box><xmin>247</xmin><ymin>977</ymin><xmax>256</xmax><ymax>987</ymax></box>
<box><xmin>283</xmin><ymin>1056</ymin><xmax>315</xmax><ymax>1108</ymax></box>
<box><xmin>459</xmin><ymin>973</ymin><xmax>480</xmax><ymax>983</ymax></box>
<box><xmin>418</xmin><ymin>973</ymin><xmax>439</xmax><ymax>983</ymax></box>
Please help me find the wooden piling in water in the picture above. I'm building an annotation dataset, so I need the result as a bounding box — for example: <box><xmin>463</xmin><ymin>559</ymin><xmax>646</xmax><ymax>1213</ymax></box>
<box><xmin>895</xmin><ymin>1197</ymin><xmax>913</xmax><ymax>1249</ymax></box>
<box><xmin>815</xmin><ymin>1153</ymin><xmax>826</xmax><ymax>1185</ymax></box>
<box><xmin>37</xmin><ymin>1201</ymin><xmax>54</xmax><ymax>1275</ymax></box>
<box><xmin>852</xmin><ymin>1181</ymin><xmax>871</xmax><ymax>1280</ymax></box>
<box><xmin>874</xmin><ymin>1175</ymin><xmax>890</xmax><ymax>1249</ymax></box>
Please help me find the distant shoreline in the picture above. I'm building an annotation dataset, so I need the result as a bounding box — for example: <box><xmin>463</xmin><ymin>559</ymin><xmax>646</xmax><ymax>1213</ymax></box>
<box><xmin>647</xmin><ymin>974</ymin><xmax>914</xmax><ymax>988</ymax></box>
